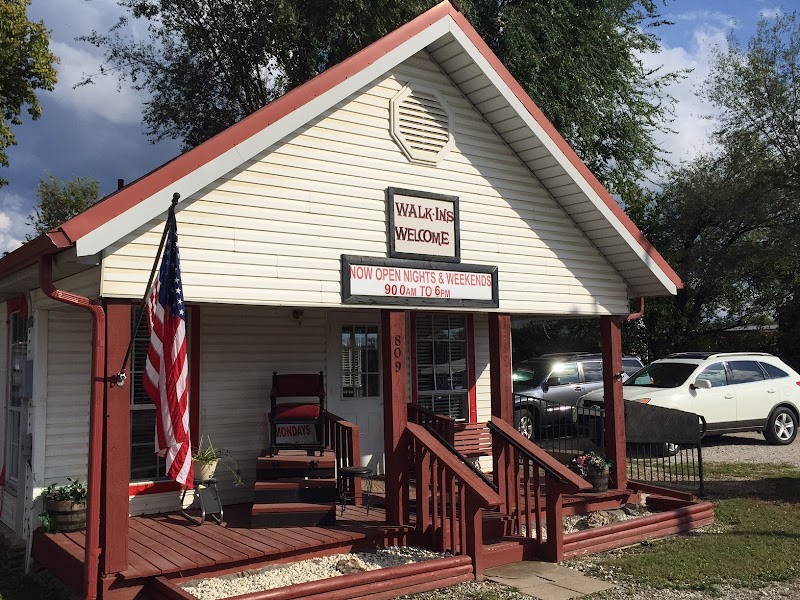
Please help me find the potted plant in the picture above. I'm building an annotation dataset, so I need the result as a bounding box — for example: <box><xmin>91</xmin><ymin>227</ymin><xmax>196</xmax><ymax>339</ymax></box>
<box><xmin>39</xmin><ymin>478</ymin><xmax>88</xmax><ymax>532</ymax></box>
<box><xmin>192</xmin><ymin>436</ymin><xmax>244</xmax><ymax>485</ymax></box>
<box><xmin>569</xmin><ymin>450</ymin><xmax>612</xmax><ymax>492</ymax></box>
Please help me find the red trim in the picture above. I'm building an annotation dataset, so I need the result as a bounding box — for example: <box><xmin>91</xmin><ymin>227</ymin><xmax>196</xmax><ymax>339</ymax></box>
<box><xmin>448</xmin><ymin>9</ymin><xmax>682</xmax><ymax>289</ymax></box>
<box><xmin>467</xmin><ymin>314</ymin><xmax>477</xmax><ymax>423</ymax></box>
<box><xmin>128</xmin><ymin>480</ymin><xmax>182</xmax><ymax>496</ymax></box>
<box><xmin>409</xmin><ymin>312</ymin><xmax>418</xmax><ymax>405</ymax></box>
<box><xmin>7</xmin><ymin>295</ymin><xmax>27</xmax><ymax>317</ymax></box>
<box><xmin>189</xmin><ymin>306</ymin><xmax>201</xmax><ymax>449</ymax></box>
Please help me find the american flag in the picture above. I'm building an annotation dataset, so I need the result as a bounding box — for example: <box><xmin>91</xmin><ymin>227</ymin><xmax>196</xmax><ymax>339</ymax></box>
<box><xmin>143</xmin><ymin>213</ymin><xmax>193</xmax><ymax>487</ymax></box>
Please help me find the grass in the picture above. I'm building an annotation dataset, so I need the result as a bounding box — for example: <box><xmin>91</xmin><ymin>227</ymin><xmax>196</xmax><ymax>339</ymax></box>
<box><xmin>583</xmin><ymin>462</ymin><xmax>800</xmax><ymax>592</ymax></box>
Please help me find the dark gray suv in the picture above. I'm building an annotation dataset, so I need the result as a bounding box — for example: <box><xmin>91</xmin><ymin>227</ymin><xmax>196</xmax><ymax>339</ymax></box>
<box><xmin>512</xmin><ymin>353</ymin><xmax>643</xmax><ymax>440</ymax></box>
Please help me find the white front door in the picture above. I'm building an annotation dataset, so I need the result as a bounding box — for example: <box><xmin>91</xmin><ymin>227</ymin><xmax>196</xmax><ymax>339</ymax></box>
<box><xmin>326</xmin><ymin>312</ymin><xmax>384</xmax><ymax>474</ymax></box>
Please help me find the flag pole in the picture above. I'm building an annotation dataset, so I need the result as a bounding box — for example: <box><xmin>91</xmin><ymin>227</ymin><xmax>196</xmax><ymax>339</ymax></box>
<box><xmin>114</xmin><ymin>192</ymin><xmax>180</xmax><ymax>386</ymax></box>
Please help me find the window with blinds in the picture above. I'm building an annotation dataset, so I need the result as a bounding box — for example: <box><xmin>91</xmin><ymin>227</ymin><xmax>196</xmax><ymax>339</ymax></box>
<box><xmin>130</xmin><ymin>308</ymin><xmax>165</xmax><ymax>481</ymax></box>
<box><xmin>341</xmin><ymin>325</ymin><xmax>380</xmax><ymax>398</ymax></box>
<box><xmin>415</xmin><ymin>314</ymin><xmax>469</xmax><ymax>420</ymax></box>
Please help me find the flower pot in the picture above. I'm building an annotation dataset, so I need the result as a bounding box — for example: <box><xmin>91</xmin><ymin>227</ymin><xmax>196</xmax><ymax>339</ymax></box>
<box><xmin>585</xmin><ymin>466</ymin><xmax>609</xmax><ymax>493</ymax></box>
<box><xmin>44</xmin><ymin>499</ymin><xmax>86</xmax><ymax>532</ymax></box>
<box><xmin>193</xmin><ymin>459</ymin><xmax>218</xmax><ymax>481</ymax></box>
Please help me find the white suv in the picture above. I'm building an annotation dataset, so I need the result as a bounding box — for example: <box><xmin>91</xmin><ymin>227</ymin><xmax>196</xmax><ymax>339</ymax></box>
<box><xmin>578</xmin><ymin>352</ymin><xmax>800</xmax><ymax>445</ymax></box>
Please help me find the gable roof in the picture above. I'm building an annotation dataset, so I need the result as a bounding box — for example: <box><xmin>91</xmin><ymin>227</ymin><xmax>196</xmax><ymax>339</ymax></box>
<box><xmin>0</xmin><ymin>0</ymin><xmax>681</xmax><ymax>298</ymax></box>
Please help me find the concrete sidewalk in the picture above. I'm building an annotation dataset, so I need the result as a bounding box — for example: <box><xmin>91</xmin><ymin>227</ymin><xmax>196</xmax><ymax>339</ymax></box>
<box><xmin>484</xmin><ymin>561</ymin><xmax>615</xmax><ymax>600</ymax></box>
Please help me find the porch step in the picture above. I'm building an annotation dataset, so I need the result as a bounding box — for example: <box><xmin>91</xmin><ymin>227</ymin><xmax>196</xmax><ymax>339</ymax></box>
<box><xmin>251</xmin><ymin>502</ymin><xmax>337</xmax><ymax>527</ymax></box>
<box><xmin>254</xmin><ymin>479</ymin><xmax>338</xmax><ymax>504</ymax></box>
<box><xmin>480</xmin><ymin>538</ymin><xmax>527</xmax><ymax>570</ymax></box>
<box><xmin>256</xmin><ymin>452</ymin><xmax>336</xmax><ymax>481</ymax></box>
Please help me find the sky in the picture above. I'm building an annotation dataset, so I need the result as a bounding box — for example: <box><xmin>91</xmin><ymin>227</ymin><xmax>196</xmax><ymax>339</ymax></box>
<box><xmin>0</xmin><ymin>0</ymin><xmax>790</xmax><ymax>253</ymax></box>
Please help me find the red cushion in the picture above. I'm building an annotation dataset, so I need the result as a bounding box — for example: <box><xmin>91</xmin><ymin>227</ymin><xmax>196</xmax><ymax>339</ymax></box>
<box><xmin>274</xmin><ymin>403</ymin><xmax>320</xmax><ymax>419</ymax></box>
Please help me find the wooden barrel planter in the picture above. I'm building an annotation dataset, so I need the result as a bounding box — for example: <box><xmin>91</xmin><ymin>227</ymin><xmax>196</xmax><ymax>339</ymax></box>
<box><xmin>585</xmin><ymin>467</ymin><xmax>610</xmax><ymax>493</ymax></box>
<box><xmin>44</xmin><ymin>499</ymin><xmax>87</xmax><ymax>532</ymax></box>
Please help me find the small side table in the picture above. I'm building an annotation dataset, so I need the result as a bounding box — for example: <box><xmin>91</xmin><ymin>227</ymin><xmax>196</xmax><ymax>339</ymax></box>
<box><xmin>337</xmin><ymin>466</ymin><xmax>374</xmax><ymax>515</ymax></box>
<box><xmin>181</xmin><ymin>478</ymin><xmax>223</xmax><ymax>525</ymax></box>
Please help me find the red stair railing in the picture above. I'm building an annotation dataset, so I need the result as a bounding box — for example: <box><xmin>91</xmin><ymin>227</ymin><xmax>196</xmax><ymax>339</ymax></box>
<box><xmin>322</xmin><ymin>411</ymin><xmax>362</xmax><ymax>505</ymax></box>
<box><xmin>488</xmin><ymin>418</ymin><xmax>591</xmax><ymax>562</ymax></box>
<box><xmin>406</xmin><ymin>422</ymin><xmax>500</xmax><ymax>576</ymax></box>
<box><xmin>407</xmin><ymin>404</ymin><xmax>456</xmax><ymax>445</ymax></box>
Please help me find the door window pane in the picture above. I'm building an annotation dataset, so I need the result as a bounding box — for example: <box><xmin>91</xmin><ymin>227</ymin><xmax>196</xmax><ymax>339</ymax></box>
<box><xmin>582</xmin><ymin>361</ymin><xmax>603</xmax><ymax>382</ymax></box>
<box><xmin>550</xmin><ymin>362</ymin><xmax>580</xmax><ymax>385</ymax></box>
<box><xmin>415</xmin><ymin>314</ymin><xmax>469</xmax><ymax>420</ymax></box>
<box><xmin>341</xmin><ymin>324</ymin><xmax>380</xmax><ymax>398</ymax></box>
<box><xmin>730</xmin><ymin>361</ymin><xmax>765</xmax><ymax>384</ymax></box>
<box><xmin>699</xmin><ymin>363</ymin><xmax>728</xmax><ymax>387</ymax></box>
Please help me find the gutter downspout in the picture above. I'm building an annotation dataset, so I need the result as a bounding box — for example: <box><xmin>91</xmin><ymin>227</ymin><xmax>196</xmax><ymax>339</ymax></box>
<box><xmin>624</xmin><ymin>297</ymin><xmax>645</xmax><ymax>321</ymax></box>
<box><xmin>39</xmin><ymin>255</ymin><xmax>104</xmax><ymax>600</ymax></box>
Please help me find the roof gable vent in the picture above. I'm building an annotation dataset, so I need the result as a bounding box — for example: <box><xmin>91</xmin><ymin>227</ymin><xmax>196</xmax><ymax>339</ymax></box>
<box><xmin>390</xmin><ymin>83</ymin><xmax>454</xmax><ymax>166</ymax></box>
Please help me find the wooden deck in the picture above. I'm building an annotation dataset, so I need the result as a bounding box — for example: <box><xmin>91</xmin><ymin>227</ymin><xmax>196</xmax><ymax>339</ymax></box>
<box><xmin>32</xmin><ymin>503</ymin><xmax>410</xmax><ymax>598</ymax></box>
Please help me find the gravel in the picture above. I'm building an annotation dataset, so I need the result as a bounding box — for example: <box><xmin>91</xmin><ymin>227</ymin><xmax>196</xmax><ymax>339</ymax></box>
<box><xmin>701</xmin><ymin>432</ymin><xmax>800</xmax><ymax>466</ymax></box>
<box><xmin>180</xmin><ymin>546</ymin><xmax>447</xmax><ymax>600</ymax></box>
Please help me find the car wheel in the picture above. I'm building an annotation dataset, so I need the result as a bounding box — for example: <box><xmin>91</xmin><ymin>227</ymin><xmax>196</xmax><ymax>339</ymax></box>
<box><xmin>661</xmin><ymin>442</ymin><xmax>680</xmax><ymax>457</ymax></box>
<box><xmin>764</xmin><ymin>407</ymin><xmax>798</xmax><ymax>445</ymax></box>
<box><xmin>514</xmin><ymin>408</ymin><xmax>535</xmax><ymax>441</ymax></box>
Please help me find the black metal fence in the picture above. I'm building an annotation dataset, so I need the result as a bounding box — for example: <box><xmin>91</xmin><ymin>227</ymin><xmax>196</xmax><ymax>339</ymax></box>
<box><xmin>514</xmin><ymin>394</ymin><xmax>705</xmax><ymax>495</ymax></box>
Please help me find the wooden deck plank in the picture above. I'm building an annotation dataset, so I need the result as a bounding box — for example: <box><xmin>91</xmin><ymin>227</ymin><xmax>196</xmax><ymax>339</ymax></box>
<box><xmin>225</xmin><ymin>526</ymin><xmax>298</xmax><ymax>553</ymax></box>
<box><xmin>300</xmin><ymin>526</ymin><xmax>359</xmax><ymax>544</ymax></box>
<box><xmin>203</xmin><ymin>525</ymin><xmax>279</xmax><ymax>556</ymax></box>
<box><xmin>152</xmin><ymin>518</ymin><xmax>251</xmax><ymax>563</ymax></box>
<box><xmin>264</xmin><ymin>526</ymin><xmax>335</xmax><ymax>548</ymax></box>
<box><xmin>128</xmin><ymin>520</ymin><xmax>205</xmax><ymax>570</ymax></box>
<box><xmin>135</xmin><ymin>518</ymin><xmax>238</xmax><ymax>563</ymax></box>
<box><xmin>127</xmin><ymin>536</ymin><xmax>183</xmax><ymax>575</ymax></box>
<box><xmin>245</xmin><ymin>528</ymin><xmax>304</xmax><ymax>552</ymax></box>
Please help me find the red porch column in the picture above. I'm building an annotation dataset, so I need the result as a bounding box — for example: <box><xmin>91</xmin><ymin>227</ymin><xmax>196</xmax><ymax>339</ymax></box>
<box><xmin>101</xmin><ymin>301</ymin><xmax>130</xmax><ymax>574</ymax></box>
<box><xmin>488</xmin><ymin>313</ymin><xmax>512</xmax><ymax>510</ymax></box>
<box><xmin>601</xmin><ymin>316</ymin><xmax>627</xmax><ymax>489</ymax></box>
<box><xmin>381</xmin><ymin>309</ymin><xmax>409</xmax><ymax>525</ymax></box>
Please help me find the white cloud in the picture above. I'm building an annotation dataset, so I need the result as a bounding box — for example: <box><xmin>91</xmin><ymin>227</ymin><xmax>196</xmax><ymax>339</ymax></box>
<box><xmin>50</xmin><ymin>41</ymin><xmax>147</xmax><ymax>126</ymax></box>
<box><xmin>668</xmin><ymin>10</ymin><xmax>737</xmax><ymax>30</ymax></box>
<box><xmin>0</xmin><ymin>190</ymin><xmax>34</xmax><ymax>253</ymax></box>
<box><xmin>759</xmin><ymin>7</ymin><xmax>783</xmax><ymax>19</ymax></box>
<box><xmin>640</xmin><ymin>24</ymin><xmax>730</xmax><ymax>177</ymax></box>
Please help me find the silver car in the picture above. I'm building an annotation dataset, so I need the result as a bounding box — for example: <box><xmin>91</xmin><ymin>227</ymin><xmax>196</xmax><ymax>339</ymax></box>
<box><xmin>512</xmin><ymin>353</ymin><xmax>643</xmax><ymax>440</ymax></box>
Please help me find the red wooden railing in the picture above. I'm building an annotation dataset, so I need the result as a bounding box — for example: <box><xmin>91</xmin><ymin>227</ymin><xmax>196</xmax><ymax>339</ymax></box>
<box><xmin>405</xmin><ymin>423</ymin><xmax>500</xmax><ymax>576</ymax></box>
<box><xmin>322</xmin><ymin>411</ymin><xmax>362</xmax><ymax>504</ymax></box>
<box><xmin>407</xmin><ymin>404</ymin><xmax>456</xmax><ymax>445</ymax></box>
<box><xmin>488</xmin><ymin>418</ymin><xmax>591</xmax><ymax>562</ymax></box>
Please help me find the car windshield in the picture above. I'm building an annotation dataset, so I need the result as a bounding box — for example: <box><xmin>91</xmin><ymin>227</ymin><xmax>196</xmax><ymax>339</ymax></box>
<box><xmin>625</xmin><ymin>362</ymin><xmax>697</xmax><ymax>388</ymax></box>
<box><xmin>512</xmin><ymin>360</ymin><xmax>551</xmax><ymax>393</ymax></box>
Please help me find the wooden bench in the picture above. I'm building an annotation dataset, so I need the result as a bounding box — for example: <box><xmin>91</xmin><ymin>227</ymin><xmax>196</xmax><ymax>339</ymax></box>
<box><xmin>453</xmin><ymin>422</ymin><xmax>492</xmax><ymax>459</ymax></box>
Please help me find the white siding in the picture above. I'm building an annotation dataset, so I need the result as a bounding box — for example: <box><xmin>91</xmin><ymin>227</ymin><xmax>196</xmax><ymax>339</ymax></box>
<box><xmin>101</xmin><ymin>52</ymin><xmax>628</xmax><ymax>316</ymax></box>
<box><xmin>44</xmin><ymin>309</ymin><xmax>91</xmax><ymax>483</ymax></box>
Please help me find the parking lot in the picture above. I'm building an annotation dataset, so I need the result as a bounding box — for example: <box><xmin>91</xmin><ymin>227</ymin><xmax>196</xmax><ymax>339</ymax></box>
<box><xmin>702</xmin><ymin>432</ymin><xmax>800</xmax><ymax>466</ymax></box>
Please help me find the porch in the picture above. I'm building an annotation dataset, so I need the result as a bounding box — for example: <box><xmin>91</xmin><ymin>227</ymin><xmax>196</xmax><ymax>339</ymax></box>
<box><xmin>32</xmin><ymin>483</ymin><xmax>712</xmax><ymax>600</ymax></box>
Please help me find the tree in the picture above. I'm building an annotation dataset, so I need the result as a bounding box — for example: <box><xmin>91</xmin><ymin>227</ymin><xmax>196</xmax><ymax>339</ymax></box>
<box><xmin>80</xmin><ymin>0</ymin><xmax>679</xmax><ymax>195</ymax></box>
<box><xmin>0</xmin><ymin>0</ymin><xmax>58</xmax><ymax>187</ymax></box>
<box><xmin>704</xmin><ymin>12</ymin><xmax>800</xmax><ymax>189</ymax></box>
<box><xmin>26</xmin><ymin>175</ymin><xmax>100</xmax><ymax>239</ymax></box>
<box><xmin>625</xmin><ymin>134</ymin><xmax>799</xmax><ymax>358</ymax></box>
<box><xmin>703</xmin><ymin>12</ymin><xmax>800</xmax><ymax>363</ymax></box>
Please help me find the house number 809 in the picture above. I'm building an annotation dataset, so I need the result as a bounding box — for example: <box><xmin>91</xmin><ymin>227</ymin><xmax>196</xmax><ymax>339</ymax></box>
<box><xmin>394</xmin><ymin>335</ymin><xmax>403</xmax><ymax>372</ymax></box>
